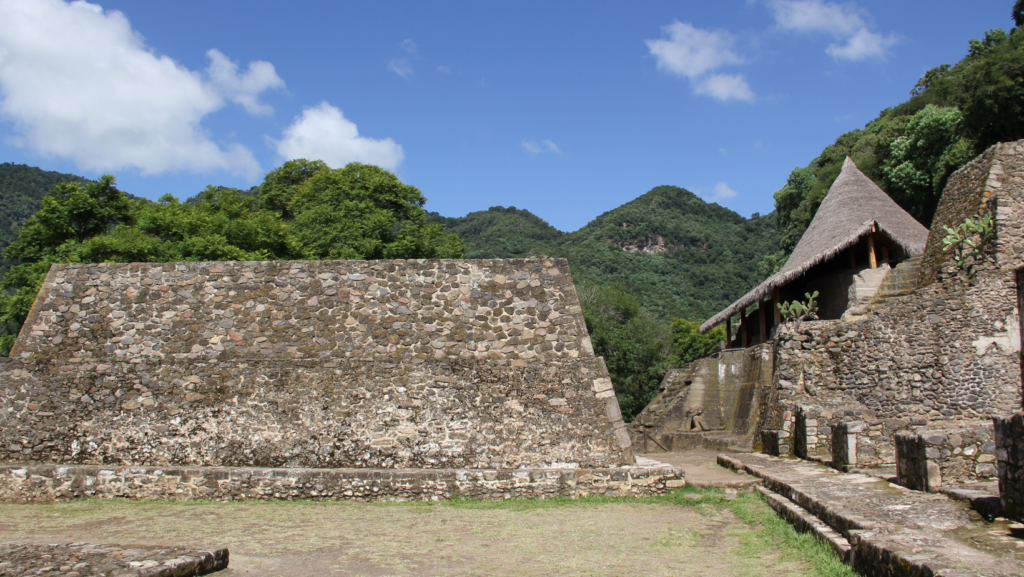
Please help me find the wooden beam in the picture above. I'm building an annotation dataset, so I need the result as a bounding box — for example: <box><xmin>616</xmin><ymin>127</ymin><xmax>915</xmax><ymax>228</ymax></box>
<box><xmin>758</xmin><ymin>301</ymin><xmax>767</xmax><ymax>344</ymax></box>
<box><xmin>773</xmin><ymin>288</ymin><xmax>781</xmax><ymax>326</ymax></box>
<box><xmin>740</xmin><ymin>313</ymin><xmax>748</xmax><ymax>348</ymax></box>
<box><xmin>867</xmin><ymin>234</ymin><xmax>878</xmax><ymax>269</ymax></box>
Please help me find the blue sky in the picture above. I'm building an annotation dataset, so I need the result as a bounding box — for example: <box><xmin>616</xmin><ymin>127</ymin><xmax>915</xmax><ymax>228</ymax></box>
<box><xmin>0</xmin><ymin>0</ymin><xmax>1013</xmax><ymax>232</ymax></box>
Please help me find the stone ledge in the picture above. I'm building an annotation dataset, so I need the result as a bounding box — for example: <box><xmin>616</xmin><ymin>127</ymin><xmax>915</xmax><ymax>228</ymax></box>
<box><xmin>0</xmin><ymin>464</ymin><xmax>684</xmax><ymax>503</ymax></box>
<box><xmin>0</xmin><ymin>542</ymin><xmax>228</xmax><ymax>577</ymax></box>
<box><xmin>719</xmin><ymin>453</ymin><xmax>1024</xmax><ymax>577</ymax></box>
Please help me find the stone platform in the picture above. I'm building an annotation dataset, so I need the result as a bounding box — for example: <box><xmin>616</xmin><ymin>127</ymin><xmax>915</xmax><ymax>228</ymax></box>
<box><xmin>0</xmin><ymin>463</ymin><xmax>684</xmax><ymax>503</ymax></box>
<box><xmin>0</xmin><ymin>542</ymin><xmax>228</xmax><ymax>576</ymax></box>
<box><xmin>719</xmin><ymin>453</ymin><xmax>1024</xmax><ymax>577</ymax></box>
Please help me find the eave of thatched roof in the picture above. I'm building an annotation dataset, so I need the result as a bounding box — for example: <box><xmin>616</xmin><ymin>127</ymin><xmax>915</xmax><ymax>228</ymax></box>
<box><xmin>700</xmin><ymin>157</ymin><xmax>929</xmax><ymax>333</ymax></box>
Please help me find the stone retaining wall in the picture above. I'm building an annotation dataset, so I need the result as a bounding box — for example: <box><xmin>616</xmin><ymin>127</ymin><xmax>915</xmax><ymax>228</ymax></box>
<box><xmin>0</xmin><ymin>464</ymin><xmax>683</xmax><ymax>503</ymax></box>
<box><xmin>994</xmin><ymin>412</ymin><xmax>1024</xmax><ymax>521</ymax></box>
<box><xmin>2</xmin><ymin>257</ymin><xmax>634</xmax><ymax>474</ymax></box>
<box><xmin>0</xmin><ymin>354</ymin><xmax>630</xmax><ymax>470</ymax></box>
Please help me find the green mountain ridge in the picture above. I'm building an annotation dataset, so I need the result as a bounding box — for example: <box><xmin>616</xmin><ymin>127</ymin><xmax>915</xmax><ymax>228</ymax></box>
<box><xmin>430</xmin><ymin>185</ymin><xmax>781</xmax><ymax>321</ymax></box>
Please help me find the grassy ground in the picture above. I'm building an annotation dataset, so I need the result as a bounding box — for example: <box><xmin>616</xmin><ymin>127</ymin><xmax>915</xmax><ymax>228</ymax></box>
<box><xmin>0</xmin><ymin>488</ymin><xmax>858</xmax><ymax>577</ymax></box>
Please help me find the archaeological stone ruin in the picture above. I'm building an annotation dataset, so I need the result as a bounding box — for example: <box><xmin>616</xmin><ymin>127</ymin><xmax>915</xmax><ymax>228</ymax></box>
<box><xmin>646</xmin><ymin>142</ymin><xmax>1024</xmax><ymax>526</ymax></box>
<box><xmin>0</xmin><ymin>257</ymin><xmax>683</xmax><ymax>502</ymax></box>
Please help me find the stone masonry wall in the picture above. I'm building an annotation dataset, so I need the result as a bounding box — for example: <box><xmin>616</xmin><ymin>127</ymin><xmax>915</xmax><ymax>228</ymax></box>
<box><xmin>896</xmin><ymin>425</ymin><xmax>997</xmax><ymax>492</ymax></box>
<box><xmin>994</xmin><ymin>413</ymin><xmax>1024</xmax><ymax>521</ymax></box>
<box><xmin>759</xmin><ymin>142</ymin><xmax>1024</xmax><ymax>476</ymax></box>
<box><xmin>13</xmin><ymin>258</ymin><xmax>592</xmax><ymax>363</ymax></box>
<box><xmin>2</xmin><ymin>258</ymin><xmax>634</xmax><ymax>471</ymax></box>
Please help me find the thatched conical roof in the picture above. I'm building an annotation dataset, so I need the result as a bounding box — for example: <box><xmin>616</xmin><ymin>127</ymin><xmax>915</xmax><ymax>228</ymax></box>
<box><xmin>700</xmin><ymin>157</ymin><xmax>929</xmax><ymax>333</ymax></box>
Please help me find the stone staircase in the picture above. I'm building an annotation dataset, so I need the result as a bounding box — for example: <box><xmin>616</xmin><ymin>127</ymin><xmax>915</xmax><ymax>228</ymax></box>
<box><xmin>631</xmin><ymin>368</ymin><xmax>693</xmax><ymax>433</ymax></box>
<box><xmin>872</xmin><ymin>256</ymin><xmax>922</xmax><ymax>302</ymax></box>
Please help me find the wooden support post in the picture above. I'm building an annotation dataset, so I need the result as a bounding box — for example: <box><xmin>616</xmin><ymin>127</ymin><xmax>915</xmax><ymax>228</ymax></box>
<box><xmin>758</xmin><ymin>301</ymin><xmax>767</xmax><ymax>344</ymax></box>
<box><xmin>881</xmin><ymin>244</ymin><xmax>889</xmax><ymax>264</ymax></box>
<box><xmin>867</xmin><ymin>234</ymin><xmax>878</xmax><ymax>269</ymax></box>
<box><xmin>740</xmin><ymin>313</ymin><xmax>748</xmax><ymax>348</ymax></box>
<box><xmin>772</xmin><ymin>288</ymin><xmax>781</xmax><ymax>326</ymax></box>
<box><xmin>725</xmin><ymin>315</ymin><xmax>732</xmax><ymax>347</ymax></box>
<box><xmin>849</xmin><ymin>246</ymin><xmax>857</xmax><ymax>268</ymax></box>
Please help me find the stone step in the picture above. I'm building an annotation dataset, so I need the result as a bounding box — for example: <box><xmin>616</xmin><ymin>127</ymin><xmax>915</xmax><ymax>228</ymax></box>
<box><xmin>718</xmin><ymin>453</ymin><xmax>1024</xmax><ymax>577</ymax></box>
<box><xmin>874</xmin><ymin>257</ymin><xmax>923</xmax><ymax>300</ymax></box>
<box><xmin>755</xmin><ymin>485</ymin><xmax>852</xmax><ymax>562</ymax></box>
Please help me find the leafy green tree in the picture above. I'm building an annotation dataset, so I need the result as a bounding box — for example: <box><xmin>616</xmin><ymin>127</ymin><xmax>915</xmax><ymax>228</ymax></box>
<box><xmin>578</xmin><ymin>282</ymin><xmax>671</xmax><ymax>421</ymax></box>
<box><xmin>5</xmin><ymin>175</ymin><xmax>131</xmax><ymax>263</ymax></box>
<box><xmin>668</xmin><ymin>318</ymin><xmax>726</xmax><ymax>366</ymax></box>
<box><xmin>881</xmin><ymin>105</ymin><xmax>973</xmax><ymax>223</ymax></box>
<box><xmin>260</xmin><ymin>160</ymin><xmax>465</xmax><ymax>260</ymax></box>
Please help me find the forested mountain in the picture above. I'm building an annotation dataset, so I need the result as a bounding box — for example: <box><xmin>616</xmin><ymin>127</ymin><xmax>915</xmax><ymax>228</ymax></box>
<box><xmin>430</xmin><ymin>187</ymin><xmax>780</xmax><ymax>321</ymax></box>
<box><xmin>0</xmin><ymin>163</ymin><xmax>89</xmax><ymax>276</ymax></box>
<box><xmin>426</xmin><ymin>206</ymin><xmax>563</xmax><ymax>258</ymax></box>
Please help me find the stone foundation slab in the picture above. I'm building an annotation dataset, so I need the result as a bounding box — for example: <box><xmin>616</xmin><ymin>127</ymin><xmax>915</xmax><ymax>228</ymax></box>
<box><xmin>0</xmin><ymin>542</ymin><xmax>228</xmax><ymax>577</ymax></box>
<box><xmin>0</xmin><ymin>464</ymin><xmax>683</xmax><ymax>503</ymax></box>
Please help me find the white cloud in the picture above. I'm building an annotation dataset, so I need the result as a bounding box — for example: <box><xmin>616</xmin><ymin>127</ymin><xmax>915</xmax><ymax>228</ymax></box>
<box><xmin>389</xmin><ymin>58</ymin><xmax>413</xmax><ymax>78</ymax></box>
<box><xmin>646</xmin><ymin>21</ymin><xmax>754</xmax><ymax>102</ymax></box>
<box><xmin>206</xmin><ymin>49</ymin><xmax>284</xmax><ymax>116</ymax></box>
<box><xmin>707</xmin><ymin>182</ymin><xmax>739</xmax><ymax>202</ymax></box>
<box><xmin>274</xmin><ymin>102</ymin><xmax>404</xmax><ymax>170</ymax></box>
<box><xmin>0</xmin><ymin>0</ymin><xmax>285</xmax><ymax>178</ymax></box>
<box><xmin>522</xmin><ymin>139</ymin><xmax>561</xmax><ymax>156</ymax></box>
<box><xmin>389</xmin><ymin>38</ymin><xmax>417</xmax><ymax>78</ymax></box>
<box><xmin>695</xmin><ymin>74</ymin><xmax>755</xmax><ymax>102</ymax></box>
<box><xmin>770</xmin><ymin>0</ymin><xmax>896</xmax><ymax>61</ymax></box>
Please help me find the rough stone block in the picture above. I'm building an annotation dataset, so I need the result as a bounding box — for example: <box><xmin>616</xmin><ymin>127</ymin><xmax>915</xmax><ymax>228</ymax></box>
<box><xmin>994</xmin><ymin>413</ymin><xmax>1024</xmax><ymax>522</ymax></box>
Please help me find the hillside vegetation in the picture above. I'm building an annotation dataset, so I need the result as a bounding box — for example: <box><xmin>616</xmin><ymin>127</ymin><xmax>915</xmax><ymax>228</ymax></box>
<box><xmin>431</xmin><ymin>186</ymin><xmax>779</xmax><ymax>322</ymax></box>
<box><xmin>769</xmin><ymin>4</ymin><xmax>1024</xmax><ymax>269</ymax></box>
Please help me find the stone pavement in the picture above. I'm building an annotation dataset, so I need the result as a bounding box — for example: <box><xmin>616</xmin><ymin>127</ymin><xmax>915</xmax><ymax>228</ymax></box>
<box><xmin>0</xmin><ymin>543</ymin><xmax>228</xmax><ymax>576</ymax></box>
<box><xmin>720</xmin><ymin>453</ymin><xmax>1024</xmax><ymax>577</ymax></box>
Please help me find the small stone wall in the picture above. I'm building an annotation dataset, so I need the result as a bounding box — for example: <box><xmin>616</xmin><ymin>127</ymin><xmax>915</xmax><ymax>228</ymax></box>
<box><xmin>895</xmin><ymin>433</ymin><xmax>941</xmax><ymax>492</ymax></box>
<box><xmin>830</xmin><ymin>421</ymin><xmax>863</xmax><ymax>471</ymax></box>
<box><xmin>994</xmin><ymin>412</ymin><xmax>1024</xmax><ymax>522</ymax></box>
<box><xmin>895</xmin><ymin>425</ymin><xmax>997</xmax><ymax>491</ymax></box>
<box><xmin>0</xmin><ymin>464</ymin><xmax>684</xmax><ymax>503</ymax></box>
<box><xmin>794</xmin><ymin>406</ymin><xmax>831</xmax><ymax>461</ymax></box>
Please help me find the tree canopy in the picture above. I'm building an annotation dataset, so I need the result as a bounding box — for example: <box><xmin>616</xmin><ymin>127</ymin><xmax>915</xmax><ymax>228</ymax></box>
<box><xmin>0</xmin><ymin>161</ymin><xmax>465</xmax><ymax>356</ymax></box>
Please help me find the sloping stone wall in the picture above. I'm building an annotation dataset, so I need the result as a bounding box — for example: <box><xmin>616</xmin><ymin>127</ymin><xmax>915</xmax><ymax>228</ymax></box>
<box><xmin>2</xmin><ymin>258</ymin><xmax>634</xmax><ymax>472</ymax></box>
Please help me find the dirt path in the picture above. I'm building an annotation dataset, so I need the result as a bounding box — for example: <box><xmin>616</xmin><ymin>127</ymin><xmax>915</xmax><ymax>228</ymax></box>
<box><xmin>0</xmin><ymin>499</ymin><xmax>821</xmax><ymax>577</ymax></box>
<box><xmin>643</xmin><ymin>450</ymin><xmax>762</xmax><ymax>488</ymax></box>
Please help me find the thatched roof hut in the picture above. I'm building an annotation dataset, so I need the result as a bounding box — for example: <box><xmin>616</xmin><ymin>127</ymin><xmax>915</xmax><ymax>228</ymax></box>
<box><xmin>701</xmin><ymin>157</ymin><xmax>929</xmax><ymax>335</ymax></box>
